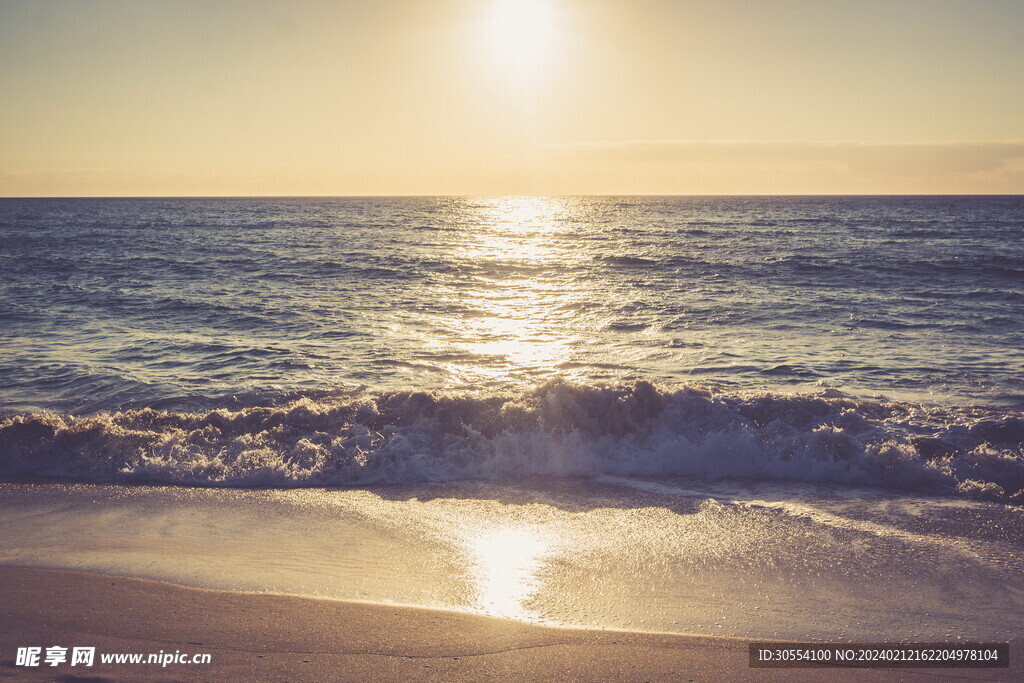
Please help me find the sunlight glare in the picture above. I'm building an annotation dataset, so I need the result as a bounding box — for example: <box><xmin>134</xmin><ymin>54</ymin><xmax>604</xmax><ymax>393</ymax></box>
<box><xmin>466</xmin><ymin>523</ymin><xmax>549</xmax><ymax>620</ymax></box>
<box><xmin>483</xmin><ymin>0</ymin><xmax>559</xmax><ymax>79</ymax></box>
<box><xmin>440</xmin><ymin>197</ymin><xmax>581</xmax><ymax>386</ymax></box>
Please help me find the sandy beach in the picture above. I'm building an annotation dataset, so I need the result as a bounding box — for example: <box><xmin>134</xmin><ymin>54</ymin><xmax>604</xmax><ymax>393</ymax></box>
<box><xmin>0</xmin><ymin>566</ymin><xmax>1017</xmax><ymax>681</ymax></box>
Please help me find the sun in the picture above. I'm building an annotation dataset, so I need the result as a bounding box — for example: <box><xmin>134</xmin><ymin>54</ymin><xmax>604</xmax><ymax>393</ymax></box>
<box><xmin>482</xmin><ymin>0</ymin><xmax>559</xmax><ymax>80</ymax></box>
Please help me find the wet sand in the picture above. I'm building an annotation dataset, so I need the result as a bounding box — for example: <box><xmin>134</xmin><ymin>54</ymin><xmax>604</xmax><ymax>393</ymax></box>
<box><xmin>0</xmin><ymin>567</ymin><xmax>1018</xmax><ymax>681</ymax></box>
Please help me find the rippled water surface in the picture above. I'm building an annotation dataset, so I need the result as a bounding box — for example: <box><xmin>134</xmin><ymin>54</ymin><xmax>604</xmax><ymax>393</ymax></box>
<box><xmin>2</xmin><ymin>196</ymin><xmax>1022</xmax><ymax>412</ymax></box>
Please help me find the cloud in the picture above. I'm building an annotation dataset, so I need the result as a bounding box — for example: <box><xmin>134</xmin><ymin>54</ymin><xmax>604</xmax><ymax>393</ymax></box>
<box><xmin>536</xmin><ymin>140</ymin><xmax>1024</xmax><ymax>194</ymax></box>
<box><xmin>4</xmin><ymin>141</ymin><xmax>1023</xmax><ymax>196</ymax></box>
<box><xmin>545</xmin><ymin>140</ymin><xmax>1024</xmax><ymax>177</ymax></box>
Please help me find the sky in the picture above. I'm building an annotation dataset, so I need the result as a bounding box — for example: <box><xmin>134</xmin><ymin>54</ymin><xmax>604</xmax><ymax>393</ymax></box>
<box><xmin>1</xmin><ymin>0</ymin><xmax>1022</xmax><ymax>196</ymax></box>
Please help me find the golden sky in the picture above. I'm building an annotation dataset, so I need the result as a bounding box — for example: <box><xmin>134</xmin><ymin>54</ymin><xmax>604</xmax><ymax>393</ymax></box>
<box><xmin>2</xmin><ymin>0</ymin><xmax>1023</xmax><ymax>196</ymax></box>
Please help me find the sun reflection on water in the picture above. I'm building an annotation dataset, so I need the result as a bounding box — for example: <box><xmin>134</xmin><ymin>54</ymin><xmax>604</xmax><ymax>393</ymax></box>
<box><xmin>441</xmin><ymin>196</ymin><xmax>586</xmax><ymax>385</ymax></box>
<box><xmin>464</xmin><ymin>523</ymin><xmax>550</xmax><ymax>620</ymax></box>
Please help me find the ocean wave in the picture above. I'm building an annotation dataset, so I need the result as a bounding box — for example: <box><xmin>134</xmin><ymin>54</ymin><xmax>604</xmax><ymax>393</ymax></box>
<box><xmin>1</xmin><ymin>381</ymin><xmax>1021</xmax><ymax>502</ymax></box>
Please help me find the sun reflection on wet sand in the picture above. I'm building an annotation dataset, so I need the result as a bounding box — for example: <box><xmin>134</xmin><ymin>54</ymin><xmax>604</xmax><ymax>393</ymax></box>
<box><xmin>464</xmin><ymin>523</ymin><xmax>550</xmax><ymax>620</ymax></box>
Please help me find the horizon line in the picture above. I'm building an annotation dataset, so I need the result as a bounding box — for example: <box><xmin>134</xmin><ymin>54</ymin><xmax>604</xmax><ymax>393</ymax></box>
<box><xmin>1</xmin><ymin>193</ymin><xmax>1022</xmax><ymax>200</ymax></box>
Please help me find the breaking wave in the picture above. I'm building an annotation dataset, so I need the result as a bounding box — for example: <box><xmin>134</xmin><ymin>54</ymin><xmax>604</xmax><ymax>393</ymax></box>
<box><xmin>1</xmin><ymin>381</ymin><xmax>1022</xmax><ymax>502</ymax></box>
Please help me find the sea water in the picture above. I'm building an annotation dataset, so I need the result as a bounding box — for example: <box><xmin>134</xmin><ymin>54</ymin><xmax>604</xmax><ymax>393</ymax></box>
<box><xmin>1</xmin><ymin>196</ymin><xmax>1022</xmax><ymax>639</ymax></box>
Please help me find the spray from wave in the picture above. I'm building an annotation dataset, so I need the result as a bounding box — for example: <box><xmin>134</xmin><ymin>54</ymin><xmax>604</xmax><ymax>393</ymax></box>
<box><xmin>1</xmin><ymin>381</ymin><xmax>1021</xmax><ymax>502</ymax></box>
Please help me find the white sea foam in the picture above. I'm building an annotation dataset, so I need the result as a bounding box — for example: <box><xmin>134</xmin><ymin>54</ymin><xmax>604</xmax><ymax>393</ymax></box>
<box><xmin>1</xmin><ymin>381</ymin><xmax>1021</xmax><ymax>502</ymax></box>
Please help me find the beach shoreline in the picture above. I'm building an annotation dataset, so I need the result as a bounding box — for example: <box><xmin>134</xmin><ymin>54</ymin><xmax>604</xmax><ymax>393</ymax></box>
<box><xmin>0</xmin><ymin>566</ymin><xmax>1018</xmax><ymax>681</ymax></box>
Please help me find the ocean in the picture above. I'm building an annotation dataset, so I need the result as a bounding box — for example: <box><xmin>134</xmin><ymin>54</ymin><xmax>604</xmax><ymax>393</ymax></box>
<box><xmin>1</xmin><ymin>195</ymin><xmax>1022</xmax><ymax>639</ymax></box>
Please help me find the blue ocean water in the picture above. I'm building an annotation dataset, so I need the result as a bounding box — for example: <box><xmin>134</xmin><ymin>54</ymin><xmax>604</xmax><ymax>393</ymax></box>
<box><xmin>1</xmin><ymin>196</ymin><xmax>1022</xmax><ymax>500</ymax></box>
